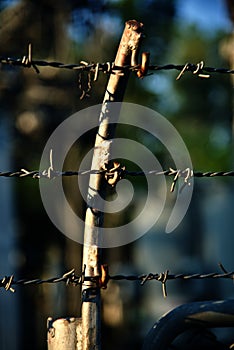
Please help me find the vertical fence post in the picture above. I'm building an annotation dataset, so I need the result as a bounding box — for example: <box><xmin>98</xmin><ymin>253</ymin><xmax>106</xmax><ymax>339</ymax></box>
<box><xmin>47</xmin><ymin>20</ymin><xmax>144</xmax><ymax>350</ymax></box>
<box><xmin>81</xmin><ymin>20</ymin><xmax>144</xmax><ymax>350</ymax></box>
<box><xmin>47</xmin><ymin>317</ymin><xmax>82</xmax><ymax>350</ymax></box>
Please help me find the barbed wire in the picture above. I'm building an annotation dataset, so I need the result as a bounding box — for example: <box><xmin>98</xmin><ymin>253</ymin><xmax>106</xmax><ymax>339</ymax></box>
<box><xmin>1</xmin><ymin>45</ymin><xmax>233</xmax><ymax>99</ymax></box>
<box><xmin>1</xmin><ymin>263</ymin><xmax>233</xmax><ymax>298</ymax></box>
<box><xmin>1</xmin><ymin>168</ymin><xmax>234</xmax><ymax>179</ymax></box>
<box><xmin>150</xmin><ymin>63</ymin><xmax>234</xmax><ymax>75</ymax></box>
<box><xmin>1</xmin><ymin>50</ymin><xmax>233</xmax><ymax>299</ymax></box>
<box><xmin>0</xmin><ymin>167</ymin><xmax>233</xmax><ymax>194</ymax></box>
<box><xmin>0</xmin><ymin>51</ymin><xmax>233</xmax><ymax>77</ymax></box>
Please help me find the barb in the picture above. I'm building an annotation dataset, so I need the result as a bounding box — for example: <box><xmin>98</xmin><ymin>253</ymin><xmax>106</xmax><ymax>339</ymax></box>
<box><xmin>0</xmin><ymin>266</ymin><xmax>233</xmax><ymax>297</ymax></box>
<box><xmin>1</xmin><ymin>275</ymin><xmax>15</xmax><ymax>293</ymax></box>
<box><xmin>103</xmin><ymin>161</ymin><xmax>126</xmax><ymax>187</ymax></box>
<box><xmin>20</xmin><ymin>43</ymin><xmax>40</xmax><ymax>74</ymax></box>
<box><xmin>176</xmin><ymin>61</ymin><xmax>210</xmax><ymax>80</ymax></box>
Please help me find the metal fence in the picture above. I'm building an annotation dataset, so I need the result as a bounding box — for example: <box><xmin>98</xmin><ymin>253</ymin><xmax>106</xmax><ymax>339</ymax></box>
<box><xmin>0</xmin><ymin>42</ymin><xmax>234</xmax><ymax>349</ymax></box>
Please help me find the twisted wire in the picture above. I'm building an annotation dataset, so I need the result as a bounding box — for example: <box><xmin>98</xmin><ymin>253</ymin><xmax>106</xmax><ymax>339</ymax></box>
<box><xmin>0</xmin><ymin>168</ymin><xmax>233</xmax><ymax>179</ymax></box>
<box><xmin>1</xmin><ymin>269</ymin><xmax>233</xmax><ymax>294</ymax></box>
<box><xmin>111</xmin><ymin>271</ymin><xmax>234</xmax><ymax>283</ymax></box>
<box><xmin>149</xmin><ymin>63</ymin><xmax>234</xmax><ymax>75</ymax></box>
<box><xmin>1</xmin><ymin>56</ymin><xmax>233</xmax><ymax>76</ymax></box>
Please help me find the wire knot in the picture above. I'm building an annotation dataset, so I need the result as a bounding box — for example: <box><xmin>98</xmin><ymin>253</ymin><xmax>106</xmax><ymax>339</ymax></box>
<box><xmin>157</xmin><ymin>270</ymin><xmax>169</xmax><ymax>298</ymax></box>
<box><xmin>62</xmin><ymin>269</ymin><xmax>79</xmax><ymax>286</ymax></box>
<box><xmin>176</xmin><ymin>61</ymin><xmax>210</xmax><ymax>80</ymax></box>
<box><xmin>103</xmin><ymin>161</ymin><xmax>125</xmax><ymax>187</ymax></box>
<box><xmin>140</xmin><ymin>273</ymin><xmax>155</xmax><ymax>285</ymax></box>
<box><xmin>21</xmin><ymin>43</ymin><xmax>40</xmax><ymax>74</ymax></box>
<box><xmin>0</xmin><ymin>275</ymin><xmax>15</xmax><ymax>293</ymax></box>
<box><xmin>192</xmin><ymin>60</ymin><xmax>210</xmax><ymax>78</ymax></box>
<box><xmin>102</xmin><ymin>62</ymin><xmax>113</xmax><ymax>74</ymax></box>
<box><xmin>169</xmin><ymin>167</ymin><xmax>193</xmax><ymax>192</ymax></box>
<box><xmin>41</xmin><ymin>149</ymin><xmax>57</xmax><ymax>179</ymax></box>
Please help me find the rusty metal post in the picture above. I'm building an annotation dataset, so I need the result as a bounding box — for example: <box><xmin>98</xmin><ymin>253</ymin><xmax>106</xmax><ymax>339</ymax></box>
<box><xmin>47</xmin><ymin>317</ymin><xmax>82</xmax><ymax>350</ymax></box>
<box><xmin>81</xmin><ymin>20</ymin><xmax>144</xmax><ymax>350</ymax></box>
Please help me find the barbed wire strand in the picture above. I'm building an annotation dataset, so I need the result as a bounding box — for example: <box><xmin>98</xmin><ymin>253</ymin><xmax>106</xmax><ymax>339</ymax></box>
<box><xmin>0</xmin><ymin>168</ymin><xmax>233</xmax><ymax>179</ymax></box>
<box><xmin>0</xmin><ymin>167</ymin><xmax>233</xmax><ymax>195</ymax></box>
<box><xmin>1</xmin><ymin>52</ymin><xmax>233</xmax><ymax>298</ymax></box>
<box><xmin>1</xmin><ymin>46</ymin><xmax>232</xmax><ymax>100</ymax></box>
<box><xmin>1</xmin><ymin>55</ymin><xmax>234</xmax><ymax>77</ymax></box>
<box><xmin>1</xmin><ymin>264</ymin><xmax>233</xmax><ymax>298</ymax></box>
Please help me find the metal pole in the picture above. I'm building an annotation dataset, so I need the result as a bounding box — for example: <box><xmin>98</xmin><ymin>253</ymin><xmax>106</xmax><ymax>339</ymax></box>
<box><xmin>81</xmin><ymin>20</ymin><xmax>144</xmax><ymax>350</ymax></box>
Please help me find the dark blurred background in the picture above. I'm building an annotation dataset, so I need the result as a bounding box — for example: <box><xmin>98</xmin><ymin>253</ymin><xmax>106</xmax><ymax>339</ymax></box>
<box><xmin>0</xmin><ymin>0</ymin><xmax>233</xmax><ymax>349</ymax></box>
